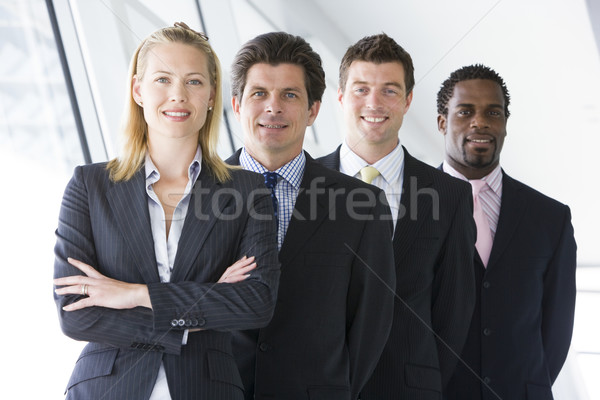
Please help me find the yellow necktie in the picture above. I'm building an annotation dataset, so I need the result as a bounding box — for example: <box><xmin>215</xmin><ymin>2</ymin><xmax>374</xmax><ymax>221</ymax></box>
<box><xmin>359</xmin><ymin>166</ymin><xmax>380</xmax><ymax>184</ymax></box>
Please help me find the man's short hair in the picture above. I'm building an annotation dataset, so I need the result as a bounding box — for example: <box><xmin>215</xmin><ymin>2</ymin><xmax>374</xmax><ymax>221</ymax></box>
<box><xmin>437</xmin><ymin>64</ymin><xmax>511</xmax><ymax>117</ymax></box>
<box><xmin>339</xmin><ymin>33</ymin><xmax>415</xmax><ymax>96</ymax></box>
<box><xmin>230</xmin><ymin>32</ymin><xmax>326</xmax><ymax>108</ymax></box>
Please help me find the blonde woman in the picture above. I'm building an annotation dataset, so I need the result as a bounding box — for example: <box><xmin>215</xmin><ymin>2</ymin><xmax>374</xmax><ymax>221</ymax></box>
<box><xmin>53</xmin><ymin>23</ymin><xmax>279</xmax><ymax>400</ymax></box>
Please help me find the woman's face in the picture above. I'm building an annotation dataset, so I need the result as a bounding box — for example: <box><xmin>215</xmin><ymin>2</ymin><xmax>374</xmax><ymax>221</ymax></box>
<box><xmin>133</xmin><ymin>42</ymin><xmax>214</xmax><ymax>144</ymax></box>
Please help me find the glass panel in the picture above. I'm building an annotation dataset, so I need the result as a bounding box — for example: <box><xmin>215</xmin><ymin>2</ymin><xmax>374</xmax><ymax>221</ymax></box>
<box><xmin>0</xmin><ymin>0</ymin><xmax>83</xmax><ymax>172</ymax></box>
<box><xmin>0</xmin><ymin>0</ymin><xmax>86</xmax><ymax>398</ymax></box>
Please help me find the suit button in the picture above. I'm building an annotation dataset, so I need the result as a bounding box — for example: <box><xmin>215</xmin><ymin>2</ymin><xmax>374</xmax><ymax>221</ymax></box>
<box><xmin>178</xmin><ymin>319</ymin><xmax>186</xmax><ymax>327</ymax></box>
<box><xmin>483</xmin><ymin>328</ymin><xmax>492</xmax><ymax>336</ymax></box>
<box><xmin>483</xmin><ymin>281</ymin><xmax>491</xmax><ymax>289</ymax></box>
<box><xmin>259</xmin><ymin>343</ymin><xmax>269</xmax><ymax>352</ymax></box>
<box><xmin>483</xmin><ymin>376</ymin><xmax>491</xmax><ymax>384</ymax></box>
<box><xmin>171</xmin><ymin>319</ymin><xmax>179</xmax><ymax>327</ymax></box>
<box><xmin>191</xmin><ymin>319</ymin><xmax>199</xmax><ymax>327</ymax></box>
<box><xmin>197</xmin><ymin>318</ymin><xmax>206</xmax><ymax>327</ymax></box>
<box><xmin>185</xmin><ymin>319</ymin><xmax>192</xmax><ymax>327</ymax></box>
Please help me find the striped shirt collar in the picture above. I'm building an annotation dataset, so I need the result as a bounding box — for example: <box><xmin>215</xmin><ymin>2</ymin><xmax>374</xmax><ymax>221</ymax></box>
<box><xmin>239</xmin><ymin>147</ymin><xmax>305</xmax><ymax>190</ymax></box>
<box><xmin>340</xmin><ymin>140</ymin><xmax>404</xmax><ymax>185</ymax></box>
<box><xmin>442</xmin><ymin>161</ymin><xmax>503</xmax><ymax>197</ymax></box>
<box><xmin>144</xmin><ymin>146</ymin><xmax>202</xmax><ymax>185</ymax></box>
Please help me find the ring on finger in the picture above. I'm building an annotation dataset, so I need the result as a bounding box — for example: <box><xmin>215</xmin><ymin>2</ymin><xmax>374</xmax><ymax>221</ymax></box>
<box><xmin>81</xmin><ymin>284</ymin><xmax>88</xmax><ymax>296</ymax></box>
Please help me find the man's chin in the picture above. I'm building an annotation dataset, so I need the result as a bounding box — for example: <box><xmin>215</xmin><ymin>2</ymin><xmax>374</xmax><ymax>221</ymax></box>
<box><xmin>464</xmin><ymin>154</ymin><xmax>495</xmax><ymax>170</ymax></box>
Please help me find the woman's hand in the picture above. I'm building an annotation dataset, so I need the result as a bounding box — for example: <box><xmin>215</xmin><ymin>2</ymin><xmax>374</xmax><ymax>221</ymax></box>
<box><xmin>54</xmin><ymin>258</ymin><xmax>151</xmax><ymax>311</ymax></box>
<box><xmin>218</xmin><ymin>256</ymin><xmax>257</xmax><ymax>283</ymax></box>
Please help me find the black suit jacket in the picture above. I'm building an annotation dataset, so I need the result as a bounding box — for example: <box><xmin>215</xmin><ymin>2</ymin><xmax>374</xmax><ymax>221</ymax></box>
<box><xmin>54</xmin><ymin>163</ymin><xmax>280</xmax><ymax>400</ymax></box>
<box><xmin>445</xmin><ymin>172</ymin><xmax>577</xmax><ymax>400</ymax></box>
<box><xmin>318</xmin><ymin>146</ymin><xmax>476</xmax><ymax>399</ymax></box>
<box><xmin>228</xmin><ymin>150</ymin><xmax>396</xmax><ymax>400</ymax></box>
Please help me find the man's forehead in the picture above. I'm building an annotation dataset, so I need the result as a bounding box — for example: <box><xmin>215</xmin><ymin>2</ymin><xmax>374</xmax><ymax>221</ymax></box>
<box><xmin>245</xmin><ymin>63</ymin><xmax>306</xmax><ymax>88</ymax></box>
<box><xmin>347</xmin><ymin>60</ymin><xmax>404</xmax><ymax>80</ymax></box>
<box><xmin>451</xmin><ymin>79</ymin><xmax>504</xmax><ymax>104</ymax></box>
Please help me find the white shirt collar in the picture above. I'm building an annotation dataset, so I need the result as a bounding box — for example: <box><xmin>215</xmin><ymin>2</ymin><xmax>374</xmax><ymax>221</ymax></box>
<box><xmin>144</xmin><ymin>146</ymin><xmax>203</xmax><ymax>185</ymax></box>
<box><xmin>340</xmin><ymin>140</ymin><xmax>404</xmax><ymax>185</ymax></box>
<box><xmin>442</xmin><ymin>161</ymin><xmax>502</xmax><ymax>198</ymax></box>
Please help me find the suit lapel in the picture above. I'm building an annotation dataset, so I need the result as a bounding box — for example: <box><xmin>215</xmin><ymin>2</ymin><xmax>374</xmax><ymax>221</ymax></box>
<box><xmin>487</xmin><ymin>172</ymin><xmax>526</xmax><ymax>269</ymax></box>
<box><xmin>228</xmin><ymin>150</ymin><xmax>336</xmax><ymax>266</ymax></box>
<box><xmin>318</xmin><ymin>145</ymin><xmax>341</xmax><ymax>170</ymax></box>
<box><xmin>279</xmin><ymin>157</ymin><xmax>336</xmax><ymax>266</ymax></box>
<box><xmin>170</xmin><ymin>165</ymin><xmax>227</xmax><ymax>282</ymax></box>
<box><xmin>323</xmin><ymin>146</ymin><xmax>432</xmax><ymax>266</ymax></box>
<box><xmin>393</xmin><ymin>148</ymin><xmax>433</xmax><ymax>265</ymax></box>
<box><xmin>106</xmin><ymin>169</ymin><xmax>160</xmax><ymax>284</ymax></box>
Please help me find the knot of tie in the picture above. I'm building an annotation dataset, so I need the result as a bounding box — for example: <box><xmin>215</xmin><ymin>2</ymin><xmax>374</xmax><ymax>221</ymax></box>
<box><xmin>263</xmin><ymin>172</ymin><xmax>279</xmax><ymax>229</ymax></box>
<box><xmin>359</xmin><ymin>166</ymin><xmax>380</xmax><ymax>184</ymax></box>
<box><xmin>263</xmin><ymin>171</ymin><xmax>279</xmax><ymax>190</ymax></box>
<box><xmin>470</xmin><ymin>179</ymin><xmax>489</xmax><ymax>196</ymax></box>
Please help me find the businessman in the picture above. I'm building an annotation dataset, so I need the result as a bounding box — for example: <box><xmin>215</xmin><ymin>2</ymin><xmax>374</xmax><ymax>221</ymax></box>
<box><xmin>438</xmin><ymin>64</ymin><xmax>577</xmax><ymax>400</ymax></box>
<box><xmin>318</xmin><ymin>33</ymin><xmax>476</xmax><ymax>399</ymax></box>
<box><xmin>227</xmin><ymin>32</ymin><xmax>396</xmax><ymax>400</ymax></box>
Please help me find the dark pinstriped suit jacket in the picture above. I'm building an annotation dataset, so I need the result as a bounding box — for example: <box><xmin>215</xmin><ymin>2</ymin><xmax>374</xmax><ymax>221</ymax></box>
<box><xmin>228</xmin><ymin>150</ymin><xmax>396</xmax><ymax>400</ymax></box>
<box><xmin>445</xmin><ymin>172</ymin><xmax>576</xmax><ymax>400</ymax></box>
<box><xmin>53</xmin><ymin>162</ymin><xmax>280</xmax><ymax>400</ymax></box>
<box><xmin>318</xmin><ymin>146</ymin><xmax>476</xmax><ymax>400</ymax></box>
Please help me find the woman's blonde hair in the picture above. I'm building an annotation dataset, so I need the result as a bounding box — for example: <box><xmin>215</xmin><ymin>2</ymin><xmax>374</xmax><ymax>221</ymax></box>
<box><xmin>107</xmin><ymin>22</ymin><xmax>231</xmax><ymax>182</ymax></box>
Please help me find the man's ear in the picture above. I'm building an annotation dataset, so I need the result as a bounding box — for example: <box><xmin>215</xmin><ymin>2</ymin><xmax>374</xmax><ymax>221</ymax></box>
<box><xmin>437</xmin><ymin>114</ymin><xmax>447</xmax><ymax>135</ymax></box>
<box><xmin>337</xmin><ymin>87</ymin><xmax>344</xmax><ymax>106</ymax></box>
<box><xmin>306</xmin><ymin>101</ymin><xmax>321</xmax><ymax>127</ymax></box>
<box><xmin>404</xmin><ymin>90</ymin><xmax>414</xmax><ymax>114</ymax></box>
<box><xmin>231</xmin><ymin>96</ymin><xmax>241</xmax><ymax>121</ymax></box>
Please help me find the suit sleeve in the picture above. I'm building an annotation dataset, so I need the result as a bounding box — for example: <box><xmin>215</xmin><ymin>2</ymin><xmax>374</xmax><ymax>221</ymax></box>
<box><xmin>147</xmin><ymin>180</ymin><xmax>280</xmax><ymax>334</ymax></box>
<box><xmin>432</xmin><ymin>185</ymin><xmax>476</xmax><ymax>389</ymax></box>
<box><xmin>541</xmin><ymin>206</ymin><xmax>577</xmax><ymax>383</ymax></box>
<box><xmin>347</xmin><ymin>192</ymin><xmax>396</xmax><ymax>398</ymax></box>
<box><xmin>54</xmin><ymin>166</ymin><xmax>185</xmax><ymax>355</ymax></box>
<box><xmin>55</xmin><ymin>168</ymin><xmax>280</xmax><ymax>355</ymax></box>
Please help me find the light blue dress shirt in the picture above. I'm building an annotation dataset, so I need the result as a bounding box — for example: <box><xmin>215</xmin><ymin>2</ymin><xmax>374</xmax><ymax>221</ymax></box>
<box><xmin>239</xmin><ymin>148</ymin><xmax>305</xmax><ymax>249</ymax></box>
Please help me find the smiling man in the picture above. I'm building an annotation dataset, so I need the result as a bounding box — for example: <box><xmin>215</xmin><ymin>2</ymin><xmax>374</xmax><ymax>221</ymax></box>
<box><xmin>318</xmin><ymin>33</ymin><xmax>476</xmax><ymax>399</ymax></box>
<box><xmin>438</xmin><ymin>64</ymin><xmax>577</xmax><ymax>400</ymax></box>
<box><xmin>227</xmin><ymin>32</ymin><xmax>396</xmax><ymax>400</ymax></box>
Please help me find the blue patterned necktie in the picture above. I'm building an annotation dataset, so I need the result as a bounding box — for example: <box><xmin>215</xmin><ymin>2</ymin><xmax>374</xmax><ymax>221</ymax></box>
<box><xmin>263</xmin><ymin>172</ymin><xmax>279</xmax><ymax>228</ymax></box>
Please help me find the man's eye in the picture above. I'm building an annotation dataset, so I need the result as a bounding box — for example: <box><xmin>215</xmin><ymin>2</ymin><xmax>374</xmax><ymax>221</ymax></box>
<box><xmin>458</xmin><ymin>110</ymin><xmax>470</xmax><ymax>116</ymax></box>
<box><xmin>253</xmin><ymin>91</ymin><xmax>265</xmax><ymax>97</ymax></box>
<box><xmin>285</xmin><ymin>93</ymin><xmax>297</xmax><ymax>99</ymax></box>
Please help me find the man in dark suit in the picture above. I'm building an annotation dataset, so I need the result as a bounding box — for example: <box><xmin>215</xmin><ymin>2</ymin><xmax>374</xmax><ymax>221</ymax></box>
<box><xmin>318</xmin><ymin>33</ymin><xmax>476</xmax><ymax>399</ymax></box>
<box><xmin>438</xmin><ymin>65</ymin><xmax>577</xmax><ymax>400</ymax></box>
<box><xmin>227</xmin><ymin>32</ymin><xmax>396</xmax><ymax>400</ymax></box>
